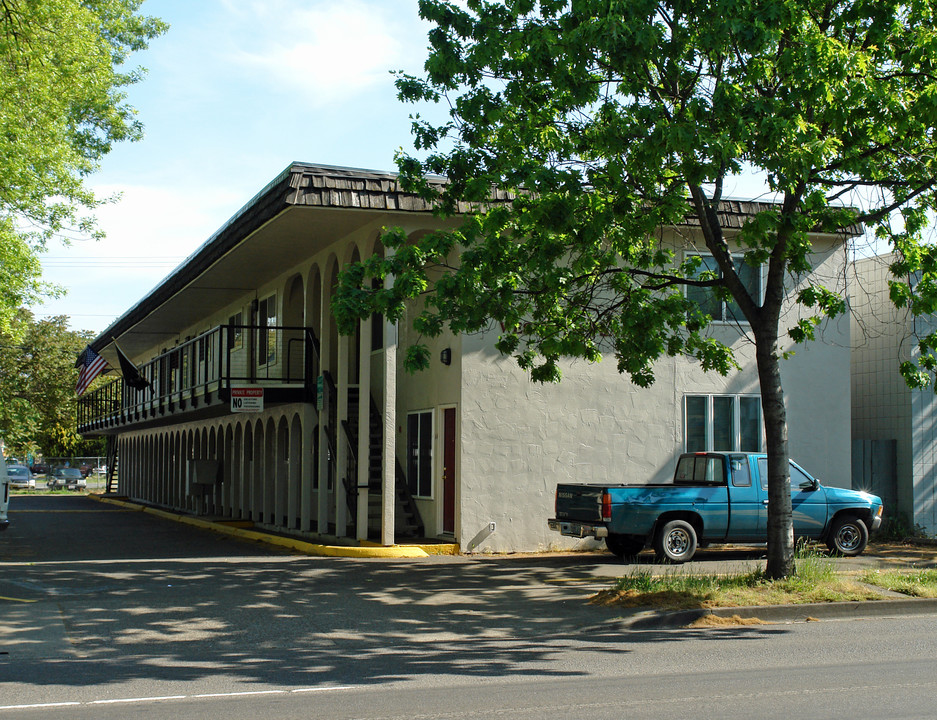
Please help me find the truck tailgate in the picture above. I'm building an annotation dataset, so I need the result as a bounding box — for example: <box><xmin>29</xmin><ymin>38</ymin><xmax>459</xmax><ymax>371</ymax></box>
<box><xmin>554</xmin><ymin>484</ymin><xmax>606</xmax><ymax>522</ymax></box>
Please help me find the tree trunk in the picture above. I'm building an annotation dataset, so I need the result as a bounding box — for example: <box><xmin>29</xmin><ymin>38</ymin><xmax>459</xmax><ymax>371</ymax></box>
<box><xmin>754</xmin><ymin>324</ymin><xmax>795</xmax><ymax>579</ymax></box>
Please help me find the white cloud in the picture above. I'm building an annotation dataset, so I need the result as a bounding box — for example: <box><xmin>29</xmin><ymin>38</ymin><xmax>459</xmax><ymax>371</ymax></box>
<box><xmin>224</xmin><ymin>1</ymin><xmax>425</xmax><ymax>106</ymax></box>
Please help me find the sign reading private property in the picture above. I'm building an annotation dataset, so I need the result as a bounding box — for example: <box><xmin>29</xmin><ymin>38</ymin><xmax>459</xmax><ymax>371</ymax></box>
<box><xmin>231</xmin><ymin>385</ymin><xmax>264</xmax><ymax>412</ymax></box>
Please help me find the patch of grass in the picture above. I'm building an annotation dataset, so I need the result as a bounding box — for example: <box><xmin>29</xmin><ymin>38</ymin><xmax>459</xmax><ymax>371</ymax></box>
<box><xmin>592</xmin><ymin>544</ymin><xmax>885</xmax><ymax>610</ymax></box>
<box><xmin>861</xmin><ymin>569</ymin><xmax>937</xmax><ymax>598</ymax></box>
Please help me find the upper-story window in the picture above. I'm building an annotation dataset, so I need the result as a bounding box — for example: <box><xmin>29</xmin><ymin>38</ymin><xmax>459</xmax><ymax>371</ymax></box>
<box><xmin>258</xmin><ymin>294</ymin><xmax>277</xmax><ymax>365</ymax></box>
<box><xmin>686</xmin><ymin>253</ymin><xmax>762</xmax><ymax>323</ymax></box>
<box><xmin>228</xmin><ymin>312</ymin><xmax>243</xmax><ymax>351</ymax></box>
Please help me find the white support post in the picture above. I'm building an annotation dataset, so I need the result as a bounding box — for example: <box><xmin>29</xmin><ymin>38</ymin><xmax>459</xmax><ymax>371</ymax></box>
<box><xmin>381</xmin><ymin>316</ymin><xmax>397</xmax><ymax>547</ymax></box>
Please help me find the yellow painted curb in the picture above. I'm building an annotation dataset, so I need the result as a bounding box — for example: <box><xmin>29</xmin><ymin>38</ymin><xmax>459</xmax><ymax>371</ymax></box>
<box><xmin>89</xmin><ymin>494</ymin><xmax>442</xmax><ymax>558</ymax></box>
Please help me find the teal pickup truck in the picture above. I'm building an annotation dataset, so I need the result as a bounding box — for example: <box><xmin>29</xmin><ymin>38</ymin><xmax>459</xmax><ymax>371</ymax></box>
<box><xmin>548</xmin><ymin>452</ymin><xmax>883</xmax><ymax>562</ymax></box>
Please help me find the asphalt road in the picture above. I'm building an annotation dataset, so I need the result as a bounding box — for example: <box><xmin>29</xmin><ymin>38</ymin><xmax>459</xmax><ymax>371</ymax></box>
<box><xmin>2</xmin><ymin>495</ymin><xmax>937</xmax><ymax>719</ymax></box>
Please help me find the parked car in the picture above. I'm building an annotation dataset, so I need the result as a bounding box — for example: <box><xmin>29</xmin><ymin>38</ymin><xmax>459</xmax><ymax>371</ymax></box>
<box><xmin>48</xmin><ymin>467</ymin><xmax>87</xmax><ymax>491</ymax></box>
<box><xmin>29</xmin><ymin>463</ymin><xmax>49</xmax><ymax>476</ymax></box>
<box><xmin>6</xmin><ymin>465</ymin><xmax>35</xmax><ymax>489</ymax></box>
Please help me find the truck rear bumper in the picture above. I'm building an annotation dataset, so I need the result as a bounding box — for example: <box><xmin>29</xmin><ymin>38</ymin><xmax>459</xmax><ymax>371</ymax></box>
<box><xmin>548</xmin><ymin>519</ymin><xmax>608</xmax><ymax>539</ymax></box>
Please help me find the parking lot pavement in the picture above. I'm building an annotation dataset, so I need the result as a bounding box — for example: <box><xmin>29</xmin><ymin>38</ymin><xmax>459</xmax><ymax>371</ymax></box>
<box><xmin>0</xmin><ymin>494</ymin><xmax>293</xmax><ymax>563</ymax></box>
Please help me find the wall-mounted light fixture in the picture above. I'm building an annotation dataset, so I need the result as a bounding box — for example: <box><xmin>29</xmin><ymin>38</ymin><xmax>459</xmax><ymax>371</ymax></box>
<box><xmin>440</xmin><ymin>348</ymin><xmax>452</xmax><ymax>366</ymax></box>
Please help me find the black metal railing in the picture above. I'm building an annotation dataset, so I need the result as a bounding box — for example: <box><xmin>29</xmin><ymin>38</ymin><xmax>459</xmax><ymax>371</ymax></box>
<box><xmin>78</xmin><ymin>324</ymin><xmax>320</xmax><ymax>431</ymax></box>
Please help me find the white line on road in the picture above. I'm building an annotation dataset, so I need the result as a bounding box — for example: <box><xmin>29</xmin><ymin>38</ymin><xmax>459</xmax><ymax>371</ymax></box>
<box><xmin>0</xmin><ymin>686</ymin><xmax>354</xmax><ymax>713</ymax></box>
<box><xmin>0</xmin><ymin>703</ymin><xmax>80</xmax><ymax>711</ymax></box>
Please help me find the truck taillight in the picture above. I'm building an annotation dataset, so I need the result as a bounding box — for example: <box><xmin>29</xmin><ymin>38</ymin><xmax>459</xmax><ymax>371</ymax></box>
<box><xmin>602</xmin><ymin>492</ymin><xmax>612</xmax><ymax>521</ymax></box>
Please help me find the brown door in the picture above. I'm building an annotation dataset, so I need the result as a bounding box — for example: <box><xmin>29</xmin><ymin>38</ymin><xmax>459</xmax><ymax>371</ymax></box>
<box><xmin>442</xmin><ymin>407</ymin><xmax>456</xmax><ymax>533</ymax></box>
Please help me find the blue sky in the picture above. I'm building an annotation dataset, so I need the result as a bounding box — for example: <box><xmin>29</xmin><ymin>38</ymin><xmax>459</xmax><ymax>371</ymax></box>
<box><xmin>37</xmin><ymin>0</ymin><xmax>439</xmax><ymax>334</ymax></box>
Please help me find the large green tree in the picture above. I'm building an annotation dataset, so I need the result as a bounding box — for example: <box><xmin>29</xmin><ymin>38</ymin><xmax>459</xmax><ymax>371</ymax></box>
<box><xmin>0</xmin><ymin>0</ymin><xmax>166</xmax><ymax>334</ymax></box>
<box><xmin>336</xmin><ymin>0</ymin><xmax>937</xmax><ymax>578</ymax></box>
<box><xmin>0</xmin><ymin>310</ymin><xmax>103</xmax><ymax>459</ymax></box>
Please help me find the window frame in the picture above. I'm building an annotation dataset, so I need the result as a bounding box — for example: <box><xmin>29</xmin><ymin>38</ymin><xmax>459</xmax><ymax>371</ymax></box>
<box><xmin>684</xmin><ymin>394</ymin><xmax>764</xmax><ymax>453</ymax></box>
<box><xmin>685</xmin><ymin>252</ymin><xmax>763</xmax><ymax>324</ymax></box>
<box><xmin>406</xmin><ymin>409</ymin><xmax>434</xmax><ymax>499</ymax></box>
<box><xmin>228</xmin><ymin>311</ymin><xmax>243</xmax><ymax>351</ymax></box>
<box><xmin>257</xmin><ymin>294</ymin><xmax>277</xmax><ymax>366</ymax></box>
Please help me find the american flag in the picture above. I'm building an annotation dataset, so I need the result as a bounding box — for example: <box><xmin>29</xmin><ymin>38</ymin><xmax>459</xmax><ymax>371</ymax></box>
<box><xmin>75</xmin><ymin>346</ymin><xmax>110</xmax><ymax>396</ymax></box>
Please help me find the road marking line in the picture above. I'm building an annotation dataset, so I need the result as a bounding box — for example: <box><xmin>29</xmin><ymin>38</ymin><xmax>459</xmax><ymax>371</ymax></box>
<box><xmin>189</xmin><ymin>690</ymin><xmax>283</xmax><ymax>699</ymax></box>
<box><xmin>0</xmin><ymin>596</ymin><xmax>38</xmax><ymax>603</ymax></box>
<box><xmin>0</xmin><ymin>686</ymin><xmax>354</xmax><ymax>712</ymax></box>
<box><xmin>91</xmin><ymin>695</ymin><xmax>187</xmax><ymax>704</ymax></box>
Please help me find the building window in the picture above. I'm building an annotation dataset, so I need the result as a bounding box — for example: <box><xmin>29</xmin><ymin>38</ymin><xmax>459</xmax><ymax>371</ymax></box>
<box><xmin>228</xmin><ymin>312</ymin><xmax>243</xmax><ymax>351</ymax></box>
<box><xmin>257</xmin><ymin>294</ymin><xmax>276</xmax><ymax>365</ymax></box>
<box><xmin>407</xmin><ymin>410</ymin><xmax>433</xmax><ymax>498</ymax></box>
<box><xmin>684</xmin><ymin>394</ymin><xmax>763</xmax><ymax>452</ymax></box>
<box><xmin>686</xmin><ymin>254</ymin><xmax>762</xmax><ymax>323</ymax></box>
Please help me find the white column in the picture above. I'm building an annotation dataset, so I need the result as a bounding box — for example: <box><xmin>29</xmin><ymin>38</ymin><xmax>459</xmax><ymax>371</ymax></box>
<box><xmin>317</xmin><ymin>281</ymin><xmax>331</xmax><ymax>535</ymax></box>
<box><xmin>381</xmin><ymin>315</ymin><xmax>397</xmax><ymax>546</ymax></box>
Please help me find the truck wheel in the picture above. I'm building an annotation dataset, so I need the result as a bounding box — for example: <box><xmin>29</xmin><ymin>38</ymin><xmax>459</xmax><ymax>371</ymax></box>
<box><xmin>606</xmin><ymin>534</ymin><xmax>644</xmax><ymax>561</ymax></box>
<box><xmin>653</xmin><ymin>520</ymin><xmax>697</xmax><ymax>563</ymax></box>
<box><xmin>826</xmin><ymin>515</ymin><xmax>868</xmax><ymax>556</ymax></box>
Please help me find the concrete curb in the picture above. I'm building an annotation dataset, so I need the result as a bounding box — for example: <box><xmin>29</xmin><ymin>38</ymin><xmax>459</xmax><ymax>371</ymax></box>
<box><xmin>615</xmin><ymin>597</ymin><xmax>937</xmax><ymax>630</ymax></box>
<box><xmin>88</xmin><ymin>493</ymin><xmax>459</xmax><ymax>558</ymax></box>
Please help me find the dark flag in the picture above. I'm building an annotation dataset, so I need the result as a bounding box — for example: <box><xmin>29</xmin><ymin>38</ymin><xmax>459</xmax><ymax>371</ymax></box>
<box><xmin>114</xmin><ymin>340</ymin><xmax>151</xmax><ymax>391</ymax></box>
<box><xmin>75</xmin><ymin>346</ymin><xmax>110</xmax><ymax>396</ymax></box>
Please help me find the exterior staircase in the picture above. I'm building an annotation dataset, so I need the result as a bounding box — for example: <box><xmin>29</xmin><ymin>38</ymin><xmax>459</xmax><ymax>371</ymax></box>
<box><xmin>336</xmin><ymin>381</ymin><xmax>424</xmax><ymax>540</ymax></box>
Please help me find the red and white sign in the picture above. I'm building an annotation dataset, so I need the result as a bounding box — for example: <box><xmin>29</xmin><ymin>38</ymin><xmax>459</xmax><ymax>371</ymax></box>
<box><xmin>231</xmin><ymin>386</ymin><xmax>264</xmax><ymax>413</ymax></box>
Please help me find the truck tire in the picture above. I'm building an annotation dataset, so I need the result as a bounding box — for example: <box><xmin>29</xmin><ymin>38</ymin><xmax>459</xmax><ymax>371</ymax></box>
<box><xmin>826</xmin><ymin>515</ymin><xmax>869</xmax><ymax>556</ymax></box>
<box><xmin>653</xmin><ymin>520</ymin><xmax>698</xmax><ymax>563</ymax></box>
<box><xmin>606</xmin><ymin>534</ymin><xmax>644</xmax><ymax>561</ymax></box>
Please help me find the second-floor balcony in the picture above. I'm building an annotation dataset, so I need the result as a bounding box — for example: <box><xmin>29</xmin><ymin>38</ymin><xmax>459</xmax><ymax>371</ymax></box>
<box><xmin>78</xmin><ymin>324</ymin><xmax>320</xmax><ymax>434</ymax></box>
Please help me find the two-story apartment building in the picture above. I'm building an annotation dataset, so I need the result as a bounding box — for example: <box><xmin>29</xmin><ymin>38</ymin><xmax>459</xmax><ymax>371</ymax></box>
<box><xmin>78</xmin><ymin>162</ymin><xmax>855</xmax><ymax>552</ymax></box>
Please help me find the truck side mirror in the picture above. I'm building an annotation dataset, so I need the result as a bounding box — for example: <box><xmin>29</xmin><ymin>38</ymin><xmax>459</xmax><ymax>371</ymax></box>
<box><xmin>799</xmin><ymin>478</ymin><xmax>819</xmax><ymax>491</ymax></box>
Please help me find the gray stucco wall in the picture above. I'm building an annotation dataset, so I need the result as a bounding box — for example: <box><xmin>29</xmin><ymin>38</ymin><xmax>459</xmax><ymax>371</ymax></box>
<box><xmin>456</xmin><ymin>239</ymin><xmax>852</xmax><ymax>553</ymax></box>
<box><xmin>458</xmin><ymin>325</ymin><xmax>851</xmax><ymax>553</ymax></box>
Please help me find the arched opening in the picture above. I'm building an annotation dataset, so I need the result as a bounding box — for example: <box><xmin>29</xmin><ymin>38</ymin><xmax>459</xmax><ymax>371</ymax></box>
<box><xmin>243</xmin><ymin>422</ymin><xmax>254</xmax><ymax>520</ymax></box>
<box><xmin>223</xmin><ymin>424</ymin><xmax>234</xmax><ymax>517</ymax></box>
<box><xmin>264</xmin><ymin>417</ymin><xmax>277</xmax><ymax>525</ymax></box>
<box><xmin>290</xmin><ymin>413</ymin><xmax>303</xmax><ymax>529</ymax></box>
<box><xmin>284</xmin><ymin>273</ymin><xmax>305</xmax><ymax>383</ymax></box>
<box><xmin>252</xmin><ymin>420</ymin><xmax>264</xmax><ymax>521</ymax></box>
<box><xmin>308</xmin><ymin>266</ymin><xmax>322</xmax><ymax>380</ymax></box>
<box><xmin>277</xmin><ymin>416</ymin><xmax>290</xmax><ymax>527</ymax></box>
